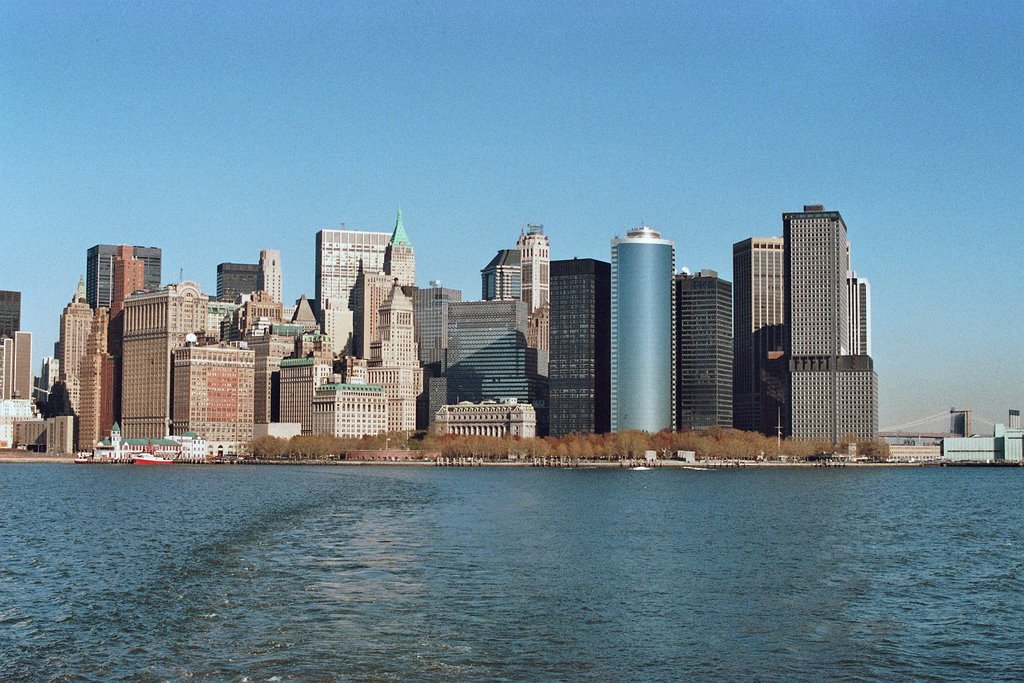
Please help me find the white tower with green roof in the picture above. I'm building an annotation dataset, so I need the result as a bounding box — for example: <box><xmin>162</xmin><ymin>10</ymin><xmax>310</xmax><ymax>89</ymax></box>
<box><xmin>383</xmin><ymin>207</ymin><xmax>415</xmax><ymax>287</ymax></box>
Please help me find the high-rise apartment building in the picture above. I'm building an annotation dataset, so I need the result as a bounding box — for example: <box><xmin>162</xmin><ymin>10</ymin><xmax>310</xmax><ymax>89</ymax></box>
<box><xmin>784</xmin><ymin>205</ymin><xmax>877</xmax><ymax>441</ymax></box>
<box><xmin>610</xmin><ymin>226</ymin><xmax>675</xmax><ymax>433</ymax></box>
<box><xmin>847</xmin><ymin>271</ymin><xmax>871</xmax><ymax>357</ymax></box>
<box><xmin>0</xmin><ymin>290</ymin><xmax>20</xmax><ymax>338</ymax></box>
<box><xmin>674</xmin><ymin>270</ymin><xmax>733</xmax><ymax>431</ymax></box>
<box><xmin>120</xmin><ymin>282</ymin><xmax>209</xmax><ymax>438</ymax></box>
<box><xmin>549</xmin><ymin>258</ymin><xmax>610</xmax><ymax>437</ymax></box>
<box><xmin>86</xmin><ymin>245</ymin><xmax>161</xmax><ymax>309</ymax></box>
<box><xmin>517</xmin><ymin>225</ymin><xmax>550</xmax><ymax>313</ymax></box>
<box><xmin>368</xmin><ymin>283</ymin><xmax>422</xmax><ymax>433</ymax></box>
<box><xmin>216</xmin><ymin>262</ymin><xmax>260</xmax><ymax>301</ymax></box>
<box><xmin>732</xmin><ymin>237</ymin><xmax>786</xmax><ymax>434</ymax></box>
<box><xmin>383</xmin><ymin>209</ymin><xmax>415</xmax><ymax>287</ymax></box>
<box><xmin>481</xmin><ymin>249</ymin><xmax>521</xmax><ymax>301</ymax></box>
<box><xmin>171</xmin><ymin>341</ymin><xmax>255</xmax><ymax>455</ymax></box>
<box><xmin>258</xmin><ymin>249</ymin><xmax>283</xmax><ymax>304</ymax></box>
<box><xmin>58</xmin><ymin>277</ymin><xmax>93</xmax><ymax>412</ymax></box>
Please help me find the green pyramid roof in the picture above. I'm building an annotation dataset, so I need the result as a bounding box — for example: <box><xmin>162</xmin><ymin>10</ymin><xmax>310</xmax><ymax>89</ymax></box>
<box><xmin>389</xmin><ymin>207</ymin><xmax>412</xmax><ymax>248</ymax></box>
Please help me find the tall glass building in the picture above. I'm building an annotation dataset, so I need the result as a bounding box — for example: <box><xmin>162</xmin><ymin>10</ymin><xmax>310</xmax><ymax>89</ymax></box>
<box><xmin>610</xmin><ymin>227</ymin><xmax>675</xmax><ymax>432</ymax></box>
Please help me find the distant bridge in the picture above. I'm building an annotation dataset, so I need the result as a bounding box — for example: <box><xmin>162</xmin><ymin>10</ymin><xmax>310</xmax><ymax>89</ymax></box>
<box><xmin>880</xmin><ymin>409</ymin><xmax>998</xmax><ymax>439</ymax></box>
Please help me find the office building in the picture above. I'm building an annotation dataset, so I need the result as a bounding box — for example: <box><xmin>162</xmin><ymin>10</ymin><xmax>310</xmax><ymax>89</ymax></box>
<box><xmin>0</xmin><ymin>290</ymin><xmax>19</xmax><ymax>338</ymax></box>
<box><xmin>412</xmin><ymin>283</ymin><xmax>462</xmax><ymax>429</ymax></box>
<box><xmin>0</xmin><ymin>331</ymin><xmax>33</xmax><ymax>402</ymax></box>
<box><xmin>248</xmin><ymin>333</ymin><xmax>297</xmax><ymax>425</ymax></box>
<box><xmin>434</xmin><ymin>398</ymin><xmax>537</xmax><ymax>438</ymax></box>
<box><xmin>216</xmin><ymin>262</ymin><xmax>260</xmax><ymax>301</ymax></box>
<box><xmin>438</xmin><ymin>300</ymin><xmax>547</xmax><ymax>432</ymax></box>
<box><xmin>611</xmin><ymin>226</ymin><xmax>675</xmax><ymax>432</ymax></box>
<box><xmin>171</xmin><ymin>341</ymin><xmax>255</xmax><ymax>455</ymax></box>
<box><xmin>367</xmin><ymin>283</ymin><xmax>422</xmax><ymax>433</ymax></box>
<box><xmin>481</xmin><ymin>249</ymin><xmax>521</xmax><ymax>301</ymax></box>
<box><xmin>732</xmin><ymin>237</ymin><xmax>786</xmax><ymax>434</ymax></box>
<box><xmin>279</xmin><ymin>357</ymin><xmax>335</xmax><ymax>434</ymax></box>
<box><xmin>675</xmin><ymin>269</ymin><xmax>733</xmax><ymax>430</ymax></box>
<box><xmin>312</xmin><ymin>381</ymin><xmax>388</xmax><ymax>439</ymax></box>
<box><xmin>58</xmin><ymin>277</ymin><xmax>93</xmax><ymax>412</ymax></box>
<box><xmin>517</xmin><ymin>224</ymin><xmax>550</xmax><ymax>313</ymax></box>
<box><xmin>383</xmin><ymin>208</ymin><xmax>415</xmax><ymax>287</ymax></box>
<box><xmin>258</xmin><ymin>249</ymin><xmax>283</xmax><ymax>303</ymax></box>
<box><xmin>34</xmin><ymin>356</ymin><xmax>60</xmax><ymax>404</ymax></box>
<box><xmin>784</xmin><ymin>205</ymin><xmax>877</xmax><ymax>441</ymax></box>
<box><xmin>315</xmin><ymin>227</ymin><xmax>390</xmax><ymax>315</ymax></box>
<box><xmin>86</xmin><ymin>245</ymin><xmax>161</xmax><ymax>309</ymax></box>
<box><xmin>847</xmin><ymin>271</ymin><xmax>871</xmax><ymax>356</ymax></box>
<box><xmin>120</xmin><ymin>282</ymin><xmax>209</xmax><ymax>438</ymax></box>
<box><xmin>549</xmin><ymin>258</ymin><xmax>610</xmax><ymax>436</ymax></box>
<box><xmin>77</xmin><ymin>306</ymin><xmax>110</xmax><ymax>450</ymax></box>
<box><xmin>352</xmin><ymin>270</ymin><xmax>394</xmax><ymax>358</ymax></box>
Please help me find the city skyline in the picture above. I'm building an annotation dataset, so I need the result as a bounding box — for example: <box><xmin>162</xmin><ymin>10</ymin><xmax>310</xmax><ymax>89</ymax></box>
<box><xmin>2</xmin><ymin>4</ymin><xmax>1021</xmax><ymax>428</ymax></box>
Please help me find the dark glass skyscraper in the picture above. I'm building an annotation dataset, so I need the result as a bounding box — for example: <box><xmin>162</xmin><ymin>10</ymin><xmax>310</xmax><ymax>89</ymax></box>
<box><xmin>675</xmin><ymin>270</ymin><xmax>733</xmax><ymax>430</ymax></box>
<box><xmin>0</xmin><ymin>290</ymin><xmax>20</xmax><ymax>338</ymax></box>
<box><xmin>549</xmin><ymin>258</ymin><xmax>610</xmax><ymax>436</ymax></box>
<box><xmin>216</xmin><ymin>262</ymin><xmax>260</xmax><ymax>301</ymax></box>
<box><xmin>611</xmin><ymin>227</ymin><xmax>675</xmax><ymax>432</ymax></box>
<box><xmin>412</xmin><ymin>283</ymin><xmax>462</xmax><ymax>429</ymax></box>
<box><xmin>86</xmin><ymin>245</ymin><xmax>162</xmax><ymax>309</ymax></box>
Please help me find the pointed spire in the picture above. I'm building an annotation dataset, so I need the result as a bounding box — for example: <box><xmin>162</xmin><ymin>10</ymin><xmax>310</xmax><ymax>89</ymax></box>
<box><xmin>72</xmin><ymin>275</ymin><xmax>87</xmax><ymax>303</ymax></box>
<box><xmin>389</xmin><ymin>206</ymin><xmax>412</xmax><ymax>247</ymax></box>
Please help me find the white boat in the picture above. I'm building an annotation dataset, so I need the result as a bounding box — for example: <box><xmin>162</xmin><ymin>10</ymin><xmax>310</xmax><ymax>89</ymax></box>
<box><xmin>133</xmin><ymin>454</ymin><xmax>175</xmax><ymax>465</ymax></box>
<box><xmin>630</xmin><ymin>466</ymin><xmax>652</xmax><ymax>471</ymax></box>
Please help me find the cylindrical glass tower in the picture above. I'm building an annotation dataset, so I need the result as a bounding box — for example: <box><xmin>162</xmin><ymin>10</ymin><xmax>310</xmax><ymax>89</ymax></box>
<box><xmin>611</xmin><ymin>226</ymin><xmax>675</xmax><ymax>432</ymax></box>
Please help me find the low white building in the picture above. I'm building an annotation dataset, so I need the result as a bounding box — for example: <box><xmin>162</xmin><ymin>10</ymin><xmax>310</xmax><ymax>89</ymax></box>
<box><xmin>434</xmin><ymin>398</ymin><xmax>536</xmax><ymax>438</ymax></box>
<box><xmin>0</xmin><ymin>399</ymin><xmax>36</xmax><ymax>448</ymax></box>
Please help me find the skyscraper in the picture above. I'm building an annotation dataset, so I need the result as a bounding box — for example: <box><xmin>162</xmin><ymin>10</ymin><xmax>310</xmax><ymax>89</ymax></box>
<box><xmin>171</xmin><ymin>340</ymin><xmax>255</xmax><ymax>455</ymax></box>
<box><xmin>674</xmin><ymin>269</ymin><xmax>733</xmax><ymax>430</ymax></box>
<box><xmin>412</xmin><ymin>283</ymin><xmax>461</xmax><ymax>429</ymax></box>
<box><xmin>481</xmin><ymin>249</ymin><xmax>521</xmax><ymax>301</ymax></box>
<box><xmin>383</xmin><ymin>208</ymin><xmax>415</xmax><ymax>287</ymax></box>
<box><xmin>847</xmin><ymin>271</ymin><xmax>871</xmax><ymax>356</ymax></box>
<box><xmin>732</xmin><ymin>237</ymin><xmax>786</xmax><ymax>434</ymax></box>
<box><xmin>58</xmin><ymin>277</ymin><xmax>93</xmax><ymax>412</ymax></box>
<box><xmin>352</xmin><ymin>270</ymin><xmax>395</xmax><ymax>358</ymax></box>
<box><xmin>315</xmin><ymin>227</ymin><xmax>390</xmax><ymax>353</ymax></box>
<box><xmin>437</xmin><ymin>300</ymin><xmax>547</xmax><ymax>432</ymax></box>
<box><xmin>216</xmin><ymin>262</ymin><xmax>260</xmax><ymax>301</ymax></box>
<box><xmin>610</xmin><ymin>227</ymin><xmax>675</xmax><ymax>433</ymax></box>
<box><xmin>549</xmin><ymin>258</ymin><xmax>610</xmax><ymax>436</ymax></box>
<box><xmin>368</xmin><ymin>282</ymin><xmax>422</xmax><ymax>433</ymax></box>
<box><xmin>258</xmin><ymin>249</ymin><xmax>283</xmax><ymax>304</ymax></box>
<box><xmin>0</xmin><ymin>332</ymin><xmax>32</xmax><ymax>401</ymax></box>
<box><xmin>0</xmin><ymin>290</ymin><xmax>20</xmax><ymax>338</ymax></box>
<box><xmin>120</xmin><ymin>282</ymin><xmax>209</xmax><ymax>438</ymax></box>
<box><xmin>77</xmin><ymin>306</ymin><xmax>110</xmax><ymax>449</ymax></box>
<box><xmin>784</xmin><ymin>205</ymin><xmax>877</xmax><ymax>441</ymax></box>
<box><xmin>86</xmin><ymin>245</ymin><xmax>161</xmax><ymax>309</ymax></box>
<box><xmin>517</xmin><ymin>224</ymin><xmax>550</xmax><ymax>313</ymax></box>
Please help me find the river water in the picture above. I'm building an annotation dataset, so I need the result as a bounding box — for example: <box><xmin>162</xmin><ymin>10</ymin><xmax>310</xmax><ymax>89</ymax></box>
<box><xmin>1</xmin><ymin>464</ymin><xmax>1021</xmax><ymax>681</ymax></box>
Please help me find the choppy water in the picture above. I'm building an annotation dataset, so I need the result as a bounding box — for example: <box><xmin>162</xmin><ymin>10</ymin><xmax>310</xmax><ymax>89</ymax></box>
<box><xmin>1</xmin><ymin>464</ymin><xmax>1022</xmax><ymax>681</ymax></box>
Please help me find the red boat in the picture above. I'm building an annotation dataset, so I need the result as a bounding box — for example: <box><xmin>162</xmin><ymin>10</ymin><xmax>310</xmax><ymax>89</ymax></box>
<box><xmin>132</xmin><ymin>454</ymin><xmax>175</xmax><ymax>465</ymax></box>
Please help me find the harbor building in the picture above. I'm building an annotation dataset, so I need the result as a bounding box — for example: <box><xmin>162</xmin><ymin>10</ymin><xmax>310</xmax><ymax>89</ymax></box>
<box><xmin>732</xmin><ymin>237</ymin><xmax>786</xmax><ymax>434</ymax></box>
<box><xmin>216</xmin><ymin>262</ymin><xmax>260</xmax><ymax>301</ymax></box>
<box><xmin>942</xmin><ymin>421</ymin><xmax>1023</xmax><ymax>463</ymax></box>
<box><xmin>258</xmin><ymin>249</ymin><xmax>283</xmax><ymax>304</ymax></box>
<box><xmin>312</xmin><ymin>380</ymin><xmax>388</xmax><ymax>438</ymax></box>
<box><xmin>549</xmin><ymin>258</ymin><xmax>610</xmax><ymax>436</ymax></box>
<box><xmin>610</xmin><ymin>226</ymin><xmax>675</xmax><ymax>433</ymax></box>
<box><xmin>85</xmin><ymin>244</ymin><xmax>161</xmax><ymax>309</ymax></box>
<box><xmin>675</xmin><ymin>269</ymin><xmax>733</xmax><ymax>430</ymax></box>
<box><xmin>784</xmin><ymin>205</ymin><xmax>877</xmax><ymax>441</ymax></box>
<box><xmin>171</xmin><ymin>339</ymin><xmax>255</xmax><ymax>455</ymax></box>
<box><xmin>120</xmin><ymin>282</ymin><xmax>209</xmax><ymax>439</ymax></box>
<box><xmin>434</xmin><ymin>398</ymin><xmax>537</xmax><ymax>438</ymax></box>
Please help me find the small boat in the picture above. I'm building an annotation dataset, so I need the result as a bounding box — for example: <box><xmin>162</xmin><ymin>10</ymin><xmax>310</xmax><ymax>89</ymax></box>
<box><xmin>630</xmin><ymin>466</ymin><xmax>652</xmax><ymax>471</ymax></box>
<box><xmin>133</xmin><ymin>454</ymin><xmax>175</xmax><ymax>465</ymax></box>
<box><xmin>73</xmin><ymin>452</ymin><xmax>94</xmax><ymax>464</ymax></box>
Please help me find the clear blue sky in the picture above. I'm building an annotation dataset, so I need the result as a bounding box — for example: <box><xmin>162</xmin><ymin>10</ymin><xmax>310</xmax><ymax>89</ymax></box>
<box><xmin>2</xmin><ymin>2</ymin><xmax>1021</xmax><ymax>430</ymax></box>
